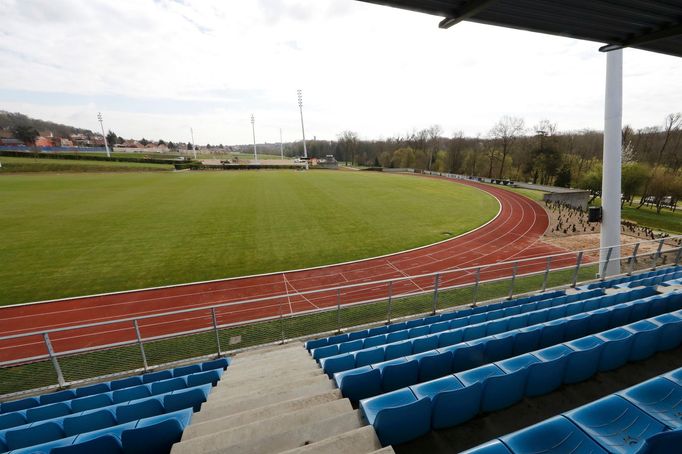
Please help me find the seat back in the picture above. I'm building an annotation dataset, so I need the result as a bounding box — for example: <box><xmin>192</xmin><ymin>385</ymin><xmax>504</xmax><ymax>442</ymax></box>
<box><xmin>63</xmin><ymin>409</ymin><xmax>117</xmax><ymax>437</ymax></box>
<box><xmin>71</xmin><ymin>392</ymin><xmax>113</xmax><ymax>412</ymax></box>
<box><xmin>6</xmin><ymin>420</ymin><xmax>64</xmax><ymax>450</ymax></box>
<box><xmin>381</xmin><ymin>360</ymin><xmax>419</xmax><ymax>392</ymax></box>
<box><xmin>112</xmin><ymin>385</ymin><xmax>151</xmax><ymax>404</ymax></box>
<box><xmin>151</xmin><ymin>377</ymin><xmax>186</xmax><ymax>395</ymax></box>
<box><xmin>26</xmin><ymin>401</ymin><xmax>71</xmax><ymax>423</ymax></box>
<box><xmin>52</xmin><ymin>433</ymin><xmax>122</xmax><ymax>454</ymax></box>
<box><xmin>142</xmin><ymin>370</ymin><xmax>173</xmax><ymax>384</ymax></box>
<box><xmin>116</xmin><ymin>397</ymin><xmax>164</xmax><ymax>424</ymax></box>
<box><xmin>110</xmin><ymin>376</ymin><xmax>143</xmax><ymax>391</ymax></box>
<box><xmin>187</xmin><ymin>369</ymin><xmax>222</xmax><ymax>387</ymax></box>
<box><xmin>163</xmin><ymin>386</ymin><xmax>209</xmax><ymax>413</ymax></box>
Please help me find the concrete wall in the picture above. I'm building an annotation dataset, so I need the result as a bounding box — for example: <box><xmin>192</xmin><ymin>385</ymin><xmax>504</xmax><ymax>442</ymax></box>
<box><xmin>543</xmin><ymin>191</ymin><xmax>591</xmax><ymax>210</ymax></box>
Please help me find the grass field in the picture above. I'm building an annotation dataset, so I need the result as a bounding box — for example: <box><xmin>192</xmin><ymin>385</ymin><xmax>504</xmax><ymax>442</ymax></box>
<box><xmin>0</xmin><ymin>156</ymin><xmax>173</xmax><ymax>173</ymax></box>
<box><xmin>0</xmin><ymin>171</ymin><xmax>498</xmax><ymax>305</ymax></box>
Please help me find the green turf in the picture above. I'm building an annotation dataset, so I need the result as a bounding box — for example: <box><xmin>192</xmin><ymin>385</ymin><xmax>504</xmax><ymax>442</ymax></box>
<box><xmin>0</xmin><ymin>156</ymin><xmax>173</xmax><ymax>173</ymax></box>
<box><xmin>0</xmin><ymin>171</ymin><xmax>498</xmax><ymax>305</ymax></box>
<box><xmin>621</xmin><ymin>204</ymin><xmax>682</xmax><ymax>234</ymax></box>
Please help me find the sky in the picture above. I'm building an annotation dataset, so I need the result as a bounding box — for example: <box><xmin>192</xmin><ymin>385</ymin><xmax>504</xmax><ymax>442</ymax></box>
<box><xmin>1</xmin><ymin>0</ymin><xmax>681</xmax><ymax>145</ymax></box>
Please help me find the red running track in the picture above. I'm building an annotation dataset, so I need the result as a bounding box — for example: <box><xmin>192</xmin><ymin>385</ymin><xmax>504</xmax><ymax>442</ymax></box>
<box><xmin>0</xmin><ymin>175</ymin><xmax>579</xmax><ymax>362</ymax></box>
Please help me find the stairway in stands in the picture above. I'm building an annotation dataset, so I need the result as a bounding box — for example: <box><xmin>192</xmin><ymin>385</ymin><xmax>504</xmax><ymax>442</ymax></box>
<box><xmin>171</xmin><ymin>342</ymin><xmax>394</xmax><ymax>454</ymax></box>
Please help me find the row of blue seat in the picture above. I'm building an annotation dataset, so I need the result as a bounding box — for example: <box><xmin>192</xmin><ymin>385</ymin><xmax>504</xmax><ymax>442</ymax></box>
<box><xmin>582</xmin><ymin>266</ymin><xmax>681</xmax><ymax>290</ymax></box>
<box><xmin>617</xmin><ymin>269</ymin><xmax>682</xmax><ymax>289</ymax></box>
<box><xmin>334</xmin><ymin>290</ymin><xmax>682</xmax><ymax>402</ymax></box>
<box><xmin>464</xmin><ymin>367</ymin><xmax>682</xmax><ymax>454</ymax></box>
<box><xmin>311</xmin><ymin>289</ymin><xmax>603</xmax><ymax>361</ymax></box>
<box><xmin>320</xmin><ymin>287</ymin><xmax>656</xmax><ymax>376</ymax></box>
<box><xmin>0</xmin><ymin>384</ymin><xmax>211</xmax><ymax>452</ymax></box>
<box><xmin>304</xmin><ymin>290</ymin><xmax>568</xmax><ymax>351</ymax></box>
<box><xmin>0</xmin><ymin>357</ymin><xmax>229</xmax><ymax>415</ymax></box>
<box><xmin>358</xmin><ymin>301</ymin><xmax>682</xmax><ymax>446</ymax></box>
<box><xmin>0</xmin><ymin>369</ymin><xmax>222</xmax><ymax>431</ymax></box>
<box><xmin>6</xmin><ymin>408</ymin><xmax>193</xmax><ymax>454</ymax></box>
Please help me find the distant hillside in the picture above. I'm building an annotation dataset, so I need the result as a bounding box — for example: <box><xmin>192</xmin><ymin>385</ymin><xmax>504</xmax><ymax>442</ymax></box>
<box><xmin>0</xmin><ymin>111</ymin><xmax>93</xmax><ymax>137</ymax></box>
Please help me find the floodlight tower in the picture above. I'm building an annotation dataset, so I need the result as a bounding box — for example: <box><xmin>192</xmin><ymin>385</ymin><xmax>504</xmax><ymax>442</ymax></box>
<box><xmin>279</xmin><ymin>128</ymin><xmax>284</xmax><ymax>159</ymax></box>
<box><xmin>251</xmin><ymin>114</ymin><xmax>258</xmax><ymax>162</ymax></box>
<box><xmin>97</xmin><ymin>112</ymin><xmax>110</xmax><ymax>158</ymax></box>
<box><xmin>190</xmin><ymin>127</ymin><xmax>197</xmax><ymax>159</ymax></box>
<box><xmin>297</xmin><ymin>89</ymin><xmax>308</xmax><ymax>159</ymax></box>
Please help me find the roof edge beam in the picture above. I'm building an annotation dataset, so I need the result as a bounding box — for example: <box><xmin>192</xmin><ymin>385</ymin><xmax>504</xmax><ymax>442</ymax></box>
<box><xmin>600</xmin><ymin>21</ymin><xmax>682</xmax><ymax>52</ymax></box>
<box><xmin>439</xmin><ymin>0</ymin><xmax>499</xmax><ymax>29</ymax></box>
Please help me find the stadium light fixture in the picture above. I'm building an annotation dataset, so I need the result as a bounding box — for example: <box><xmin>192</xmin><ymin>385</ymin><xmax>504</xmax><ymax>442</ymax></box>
<box><xmin>97</xmin><ymin>112</ymin><xmax>111</xmax><ymax>158</ymax></box>
<box><xmin>280</xmin><ymin>128</ymin><xmax>284</xmax><ymax>160</ymax></box>
<box><xmin>190</xmin><ymin>127</ymin><xmax>197</xmax><ymax>160</ymax></box>
<box><xmin>297</xmin><ymin>89</ymin><xmax>308</xmax><ymax>160</ymax></box>
<box><xmin>251</xmin><ymin>114</ymin><xmax>258</xmax><ymax>163</ymax></box>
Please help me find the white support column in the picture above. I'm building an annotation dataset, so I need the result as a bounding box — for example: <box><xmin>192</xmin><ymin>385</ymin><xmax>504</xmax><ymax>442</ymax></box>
<box><xmin>600</xmin><ymin>49</ymin><xmax>623</xmax><ymax>277</ymax></box>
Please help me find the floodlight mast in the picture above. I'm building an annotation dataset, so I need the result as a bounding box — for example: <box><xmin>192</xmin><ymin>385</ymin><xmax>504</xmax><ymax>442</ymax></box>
<box><xmin>97</xmin><ymin>112</ymin><xmax>110</xmax><ymax>158</ymax></box>
<box><xmin>297</xmin><ymin>90</ymin><xmax>307</xmax><ymax>159</ymax></box>
<box><xmin>190</xmin><ymin>127</ymin><xmax>197</xmax><ymax>159</ymax></box>
<box><xmin>251</xmin><ymin>114</ymin><xmax>258</xmax><ymax>162</ymax></box>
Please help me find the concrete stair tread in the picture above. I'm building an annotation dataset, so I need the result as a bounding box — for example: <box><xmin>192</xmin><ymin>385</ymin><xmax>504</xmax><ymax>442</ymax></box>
<box><xmin>210</xmin><ymin>374</ymin><xmax>332</xmax><ymax>402</ymax></box>
<box><xmin>278</xmin><ymin>425</ymin><xmax>382</xmax><ymax>454</ymax></box>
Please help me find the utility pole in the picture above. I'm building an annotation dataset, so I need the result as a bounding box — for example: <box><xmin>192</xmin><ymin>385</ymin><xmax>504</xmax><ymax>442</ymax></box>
<box><xmin>251</xmin><ymin>114</ymin><xmax>258</xmax><ymax>163</ymax></box>
<box><xmin>297</xmin><ymin>90</ymin><xmax>308</xmax><ymax>161</ymax></box>
<box><xmin>97</xmin><ymin>112</ymin><xmax>110</xmax><ymax>158</ymax></box>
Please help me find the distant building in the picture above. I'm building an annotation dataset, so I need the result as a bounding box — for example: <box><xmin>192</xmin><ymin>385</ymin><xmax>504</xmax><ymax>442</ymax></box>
<box><xmin>35</xmin><ymin>136</ymin><xmax>54</xmax><ymax>147</ymax></box>
<box><xmin>0</xmin><ymin>138</ymin><xmax>24</xmax><ymax>146</ymax></box>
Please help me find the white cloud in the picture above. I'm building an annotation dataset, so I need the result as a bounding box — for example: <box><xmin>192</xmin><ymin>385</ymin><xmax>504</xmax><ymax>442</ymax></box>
<box><xmin>0</xmin><ymin>0</ymin><xmax>681</xmax><ymax>144</ymax></box>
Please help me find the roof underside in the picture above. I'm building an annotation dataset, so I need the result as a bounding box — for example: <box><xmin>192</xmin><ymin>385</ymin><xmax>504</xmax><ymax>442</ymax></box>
<box><xmin>359</xmin><ymin>0</ymin><xmax>682</xmax><ymax>58</ymax></box>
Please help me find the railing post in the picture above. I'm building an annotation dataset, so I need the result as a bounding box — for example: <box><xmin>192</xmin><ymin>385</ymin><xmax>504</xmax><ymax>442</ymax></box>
<box><xmin>336</xmin><ymin>289</ymin><xmax>342</xmax><ymax>333</ymax></box>
<box><xmin>431</xmin><ymin>274</ymin><xmax>440</xmax><ymax>315</ymax></box>
<box><xmin>279</xmin><ymin>301</ymin><xmax>285</xmax><ymax>345</ymax></box>
<box><xmin>675</xmin><ymin>245</ymin><xmax>682</xmax><ymax>266</ymax></box>
<box><xmin>43</xmin><ymin>333</ymin><xmax>66</xmax><ymax>387</ymax></box>
<box><xmin>386</xmin><ymin>281</ymin><xmax>393</xmax><ymax>324</ymax></box>
<box><xmin>652</xmin><ymin>239</ymin><xmax>664</xmax><ymax>270</ymax></box>
<box><xmin>541</xmin><ymin>257</ymin><xmax>552</xmax><ymax>292</ymax></box>
<box><xmin>628</xmin><ymin>243</ymin><xmax>640</xmax><ymax>276</ymax></box>
<box><xmin>601</xmin><ymin>247</ymin><xmax>613</xmax><ymax>281</ymax></box>
<box><xmin>211</xmin><ymin>308</ymin><xmax>221</xmax><ymax>355</ymax></box>
<box><xmin>472</xmin><ymin>267</ymin><xmax>481</xmax><ymax>306</ymax></box>
<box><xmin>508</xmin><ymin>262</ymin><xmax>518</xmax><ymax>299</ymax></box>
<box><xmin>571</xmin><ymin>252</ymin><xmax>583</xmax><ymax>288</ymax></box>
<box><xmin>133</xmin><ymin>320</ymin><xmax>148</xmax><ymax>372</ymax></box>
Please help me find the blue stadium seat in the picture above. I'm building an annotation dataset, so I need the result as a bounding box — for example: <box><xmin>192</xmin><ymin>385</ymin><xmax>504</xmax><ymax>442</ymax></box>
<box><xmin>336</xmin><ymin>367</ymin><xmax>381</xmax><ymax>402</ymax></box>
<box><xmin>142</xmin><ymin>370</ymin><xmax>173</xmax><ymax>384</ymax></box>
<box><xmin>427</xmin><ymin>380</ymin><xmax>483</xmax><ymax>429</ymax></box>
<box><xmin>609</xmin><ymin>303</ymin><xmax>633</xmax><ymax>329</ymax></box>
<box><xmin>618</xmin><ymin>376</ymin><xmax>682</xmax><ymax>429</ymax></box>
<box><xmin>482</xmin><ymin>336</ymin><xmax>515</xmax><ymax>363</ymax></box>
<box><xmin>360</xmin><ymin>388</ymin><xmax>431</xmax><ymax>446</ymax></box>
<box><xmin>338</xmin><ymin>339</ymin><xmax>364</xmax><ymax>354</ymax></box>
<box><xmin>456</xmin><ymin>363</ymin><xmax>504</xmax><ymax>387</ymax></box>
<box><xmin>1</xmin><ymin>396</ymin><xmax>40</xmax><ymax>413</ymax></box>
<box><xmin>0</xmin><ymin>411</ymin><xmax>26</xmax><ymax>430</ymax></box>
<box><xmin>485</xmin><ymin>318</ymin><xmax>508</xmax><ymax>336</ymax></box>
<box><xmin>384</xmin><ymin>340</ymin><xmax>413</xmax><ymax>360</ymax></box>
<box><xmin>597</xmin><ymin>327</ymin><xmax>634</xmax><ymax>371</ymax></box>
<box><xmin>112</xmin><ymin>385</ymin><xmax>150</xmax><ymax>404</ymax></box>
<box><xmin>116</xmin><ymin>397</ymin><xmax>164</xmax><ymax>424</ymax></box>
<box><xmin>463</xmin><ymin>323</ymin><xmax>487</xmax><ymax>341</ymax></box>
<box><xmin>418</xmin><ymin>350</ymin><xmax>453</xmax><ymax>382</ymax></box>
<box><xmin>109</xmin><ymin>376</ymin><xmax>143</xmax><ymax>391</ymax></box>
<box><xmin>381</xmin><ymin>359</ymin><xmax>419</xmax><ymax>392</ymax></box>
<box><xmin>512</xmin><ymin>325</ymin><xmax>542</xmax><ymax>355</ymax></box>
<box><xmin>635</xmin><ymin>428</ymin><xmax>682</xmax><ymax>454</ymax></box>
<box><xmin>164</xmin><ymin>385</ymin><xmax>211</xmax><ymax>412</ymax></box>
<box><xmin>120</xmin><ymin>414</ymin><xmax>185</xmax><ymax>454</ymax></box>
<box><xmin>625</xmin><ymin>320</ymin><xmax>661</xmax><ymax>361</ymax></box>
<box><xmin>348</xmin><ymin>329</ymin><xmax>369</xmax><ymax>341</ymax></box>
<box><xmin>500</xmin><ymin>415</ymin><xmax>608</xmax><ymax>454</ymax></box>
<box><xmin>438</xmin><ymin>329</ymin><xmax>464</xmax><ymax>347</ymax></box>
<box><xmin>71</xmin><ymin>392</ymin><xmax>113</xmax><ymax>412</ymax></box>
<box><xmin>327</xmin><ymin>333</ymin><xmax>349</xmax><ymax>344</ymax></box>
<box><xmin>52</xmin><ymin>434</ymin><xmax>122</xmax><ymax>454</ymax></box>
<box><xmin>387</xmin><ymin>322</ymin><xmax>407</xmax><ymax>333</ymax></box>
<box><xmin>5</xmin><ymin>420</ymin><xmax>64</xmax><ymax>450</ymax></box>
<box><xmin>26</xmin><ymin>401</ymin><xmax>70</xmax><ymax>423</ymax></box>
<box><xmin>363</xmin><ymin>335</ymin><xmax>387</xmax><ymax>349</ymax></box>
<box><xmin>321</xmin><ymin>354</ymin><xmax>356</xmax><ymax>376</ymax></box>
<box><xmin>564</xmin><ymin>394</ymin><xmax>666</xmax><ymax>453</ymax></box>
<box><xmin>526</xmin><ymin>344</ymin><xmax>572</xmax><ymax>397</ymax></box>
<box><xmin>412</xmin><ymin>335</ymin><xmax>439</xmax><ymax>354</ymax></box>
<box><xmin>386</xmin><ymin>330</ymin><xmax>409</xmax><ymax>344</ymax></box>
<box><xmin>429</xmin><ymin>321</ymin><xmax>450</xmax><ymax>334</ymax></box>
<box><xmin>186</xmin><ymin>369</ymin><xmax>222</xmax><ymax>387</ymax></box>
<box><xmin>63</xmin><ymin>409</ymin><xmax>117</xmax><ymax>437</ymax></box>
<box><xmin>172</xmin><ymin>364</ymin><xmax>202</xmax><ymax>378</ymax></box>
<box><xmin>355</xmin><ymin>346</ymin><xmax>385</xmax><ymax>367</ymax></box>
<box><xmin>460</xmin><ymin>439</ymin><xmax>512</xmax><ymax>454</ymax></box>
<box><xmin>201</xmin><ymin>357</ymin><xmax>230</xmax><ymax>371</ymax></box>
<box><xmin>564</xmin><ymin>336</ymin><xmax>604</xmax><ymax>384</ymax></box>
<box><xmin>40</xmin><ymin>389</ymin><xmax>77</xmax><ymax>405</ymax></box>
<box><xmin>650</xmin><ymin>312</ymin><xmax>682</xmax><ymax>351</ymax></box>
<box><xmin>587</xmin><ymin>308</ymin><xmax>611</xmax><ymax>333</ymax></box>
<box><xmin>563</xmin><ymin>313</ymin><xmax>590</xmax><ymax>340</ymax></box>
<box><xmin>538</xmin><ymin>319</ymin><xmax>565</xmax><ymax>348</ymax></box>
<box><xmin>449</xmin><ymin>342</ymin><xmax>485</xmax><ymax>373</ymax></box>
<box><xmin>10</xmin><ymin>435</ymin><xmax>78</xmax><ymax>454</ymax></box>
<box><xmin>368</xmin><ymin>326</ymin><xmax>389</xmax><ymax>337</ymax></box>
<box><xmin>75</xmin><ymin>383</ymin><xmax>110</xmax><ymax>398</ymax></box>
<box><xmin>151</xmin><ymin>377</ymin><xmax>186</xmax><ymax>395</ymax></box>
<box><xmin>406</xmin><ymin>319</ymin><xmax>424</xmax><ymax>330</ymax></box>
<box><xmin>408</xmin><ymin>326</ymin><xmax>430</xmax><ymax>339</ymax></box>
<box><xmin>483</xmin><ymin>355</ymin><xmax>538</xmax><ymax>412</ymax></box>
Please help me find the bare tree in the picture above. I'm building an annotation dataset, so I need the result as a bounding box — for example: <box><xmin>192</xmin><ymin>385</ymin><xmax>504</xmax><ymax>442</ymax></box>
<box><xmin>490</xmin><ymin>116</ymin><xmax>525</xmax><ymax>179</ymax></box>
<box><xmin>337</xmin><ymin>130</ymin><xmax>359</xmax><ymax>165</ymax></box>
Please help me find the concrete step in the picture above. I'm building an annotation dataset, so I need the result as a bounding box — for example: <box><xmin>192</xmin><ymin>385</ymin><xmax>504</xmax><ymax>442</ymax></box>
<box><xmin>217</xmin><ymin>368</ymin><xmax>323</xmax><ymax>391</ymax></box>
<box><xmin>209</xmin><ymin>374</ymin><xmax>332</xmax><ymax>402</ymax></box>
<box><xmin>219</xmin><ymin>361</ymin><xmax>320</xmax><ymax>385</ymax></box>
<box><xmin>233</xmin><ymin>342</ymin><xmax>304</xmax><ymax>359</ymax></box>
<box><xmin>278</xmin><ymin>425</ymin><xmax>382</xmax><ymax>454</ymax></box>
<box><xmin>194</xmin><ymin>384</ymin><xmax>341</xmax><ymax>423</ymax></box>
<box><xmin>184</xmin><ymin>390</ymin><xmax>341</xmax><ymax>437</ymax></box>
<box><xmin>371</xmin><ymin>448</ymin><xmax>396</xmax><ymax>453</ymax></box>
<box><xmin>172</xmin><ymin>399</ymin><xmax>353</xmax><ymax>454</ymax></box>
<box><xmin>172</xmin><ymin>409</ymin><xmax>365</xmax><ymax>454</ymax></box>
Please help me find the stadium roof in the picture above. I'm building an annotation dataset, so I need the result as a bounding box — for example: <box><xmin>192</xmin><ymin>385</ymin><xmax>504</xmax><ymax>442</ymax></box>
<box><xmin>358</xmin><ymin>0</ymin><xmax>682</xmax><ymax>58</ymax></box>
